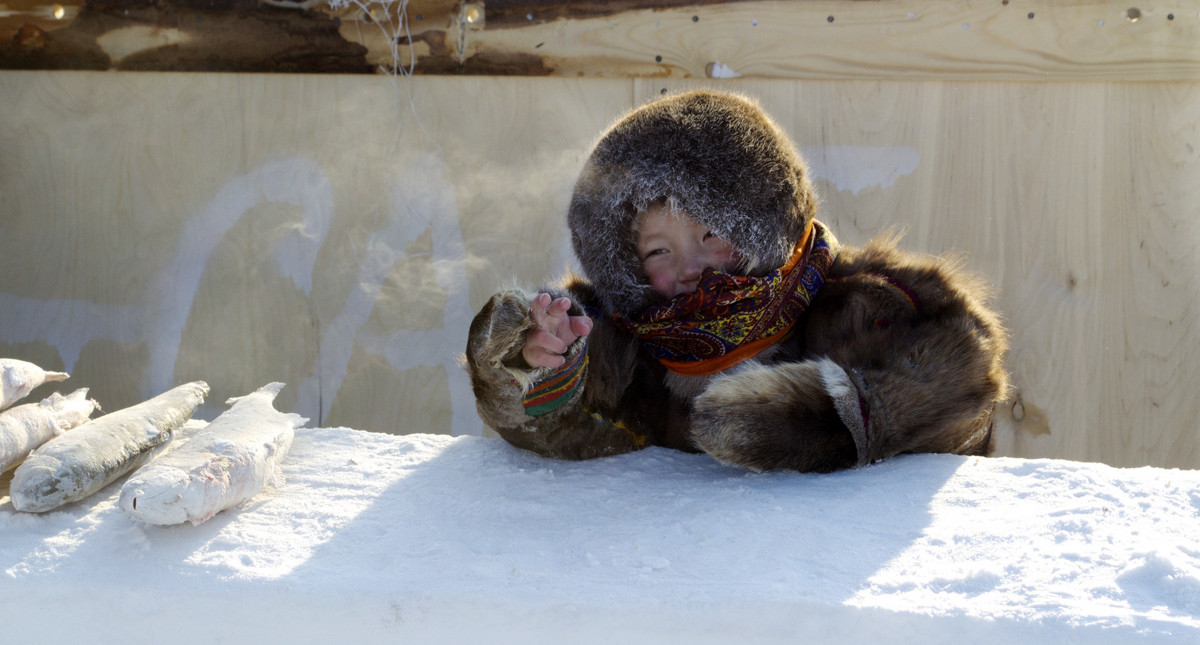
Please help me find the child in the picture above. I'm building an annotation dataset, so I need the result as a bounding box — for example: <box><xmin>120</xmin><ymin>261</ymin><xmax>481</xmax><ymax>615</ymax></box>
<box><xmin>465</xmin><ymin>90</ymin><xmax>1008</xmax><ymax>472</ymax></box>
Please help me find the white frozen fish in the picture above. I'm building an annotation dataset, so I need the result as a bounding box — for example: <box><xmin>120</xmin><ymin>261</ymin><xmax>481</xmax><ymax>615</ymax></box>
<box><xmin>0</xmin><ymin>388</ymin><xmax>98</xmax><ymax>473</ymax></box>
<box><xmin>10</xmin><ymin>381</ymin><xmax>208</xmax><ymax>513</ymax></box>
<box><xmin>120</xmin><ymin>382</ymin><xmax>306</xmax><ymax>526</ymax></box>
<box><xmin>1</xmin><ymin>358</ymin><xmax>69</xmax><ymax>411</ymax></box>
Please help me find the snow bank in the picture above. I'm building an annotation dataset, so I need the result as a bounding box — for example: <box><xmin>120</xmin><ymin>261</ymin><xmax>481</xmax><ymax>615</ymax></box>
<box><xmin>2</xmin><ymin>427</ymin><xmax>1197</xmax><ymax>644</ymax></box>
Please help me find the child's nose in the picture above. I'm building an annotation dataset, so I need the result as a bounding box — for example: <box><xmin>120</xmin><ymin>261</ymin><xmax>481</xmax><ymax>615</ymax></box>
<box><xmin>679</xmin><ymin>259</ymin><xmax>703</xmax><ymax>286</ymax></box>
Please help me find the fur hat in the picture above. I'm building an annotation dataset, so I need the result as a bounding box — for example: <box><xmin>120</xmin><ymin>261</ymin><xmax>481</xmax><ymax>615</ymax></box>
<box><xmin>567</xmin><ymin>90</ymin><xmax>819</xmax><ymax>315</ymax></box>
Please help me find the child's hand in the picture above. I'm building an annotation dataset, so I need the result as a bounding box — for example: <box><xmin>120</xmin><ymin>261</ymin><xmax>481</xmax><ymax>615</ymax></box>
<box><xmin>522</xmin><ymin>293</ymin><xmax>594</xmax><ymax>369</ymax></box>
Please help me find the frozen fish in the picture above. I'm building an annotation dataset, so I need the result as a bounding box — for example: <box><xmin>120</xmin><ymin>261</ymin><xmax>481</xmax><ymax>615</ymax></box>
<box><xmin>0</xmin><ymin>388</ymin><xmax>97</xmax><ymax>473</ymax></box>
<box><xmin>1</xmin><ymin>358</ymin><xmax>69</xmax><ymax>411</ymax></box>
<box><xmin>120</xmin><ymin>382</ymin><xmax>305</xmax><ymax>526</ymax></box>
<box><xmin>10</xmin><ymin>381</ymin><xmax>209</xmax><ymax>512</ymax></box>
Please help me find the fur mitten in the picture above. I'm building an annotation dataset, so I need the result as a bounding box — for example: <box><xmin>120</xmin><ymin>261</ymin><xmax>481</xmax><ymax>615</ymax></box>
<box><xmin>691</xmin><ymin>359</ymin><xmax>858</xmax><ymax>473</ymax></box>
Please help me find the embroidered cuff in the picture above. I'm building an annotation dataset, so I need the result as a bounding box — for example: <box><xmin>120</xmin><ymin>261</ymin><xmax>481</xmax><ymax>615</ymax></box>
<box><xmin>522</xmin><ymin>346</ymin><xmax>588</xmax><ymax>417</ymax></box>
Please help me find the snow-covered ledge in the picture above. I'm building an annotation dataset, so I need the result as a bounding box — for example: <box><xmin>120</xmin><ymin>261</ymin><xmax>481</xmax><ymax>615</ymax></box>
<box><xmin>3</xmin><ymin>428</ymin><xmax>1198</xmax><ymax>644</ymax></box>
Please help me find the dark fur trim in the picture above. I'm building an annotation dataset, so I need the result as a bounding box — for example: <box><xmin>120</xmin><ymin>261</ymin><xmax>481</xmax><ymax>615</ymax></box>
<box><xmin>691</xmin><ymin>361</ymin><xmax>857</xmax><ymax>472</ymax></box>
<box><xmin>568</xmin><ymin>90</ymin><xmax>818</xmax><ymax>315</ymax></box>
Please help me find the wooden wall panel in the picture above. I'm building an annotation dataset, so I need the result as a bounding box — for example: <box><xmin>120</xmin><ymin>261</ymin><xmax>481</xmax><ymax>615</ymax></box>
<box><xmin>1</xmin><ymin>71</ymin><xmax>1197</xmax><ymax>468</ymax></box>
<box><xmin>1097</xmin><ymin>83</ymin><xmax>1200</xmax><ymax>466</ymax></box>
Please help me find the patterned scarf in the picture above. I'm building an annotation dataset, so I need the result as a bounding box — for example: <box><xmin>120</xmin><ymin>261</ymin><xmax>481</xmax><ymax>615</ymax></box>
<box><xmin>616</xmin><ymin>219</ymin><xmax>837</xmax><ymax>376</ymax></box>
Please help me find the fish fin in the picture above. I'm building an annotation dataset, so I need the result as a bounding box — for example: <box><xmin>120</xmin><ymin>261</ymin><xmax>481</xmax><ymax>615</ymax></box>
<box><xmin>224</xmin><ymin>381</ymin><xmax>286</xmax><ymax>407</ymax></box>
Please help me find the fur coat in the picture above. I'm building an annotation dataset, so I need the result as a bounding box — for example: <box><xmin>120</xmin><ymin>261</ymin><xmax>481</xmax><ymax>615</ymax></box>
<box><xmin>465</xmin><ymin>90</ymin><xmax>1009</xmax><ymax>472</ymax></box>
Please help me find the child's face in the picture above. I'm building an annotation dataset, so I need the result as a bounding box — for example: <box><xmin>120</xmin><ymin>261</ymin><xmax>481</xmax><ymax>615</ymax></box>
<box><xmin>635</xmin><ymin>205</ymin><xmax>740</xmax><ymax>298</ymax></box>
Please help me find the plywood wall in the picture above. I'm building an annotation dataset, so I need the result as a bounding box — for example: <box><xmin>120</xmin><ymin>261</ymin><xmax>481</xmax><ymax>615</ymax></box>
<box><xmin>1</xmin><ymin>70</ymin><xmax>1197</xmax><ymax>469</ymax></box>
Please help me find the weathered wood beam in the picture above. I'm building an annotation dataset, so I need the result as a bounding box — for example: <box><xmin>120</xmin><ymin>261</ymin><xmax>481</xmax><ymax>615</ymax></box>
<box><xmin>2</xmin><ymin>1</ymin><xmax>1199</xmax><ymax>80</ymax></box>
<box><xmin>0</xmin><ymin>0</ymin><xmax>371</xmax><ymax>72</ymax></box>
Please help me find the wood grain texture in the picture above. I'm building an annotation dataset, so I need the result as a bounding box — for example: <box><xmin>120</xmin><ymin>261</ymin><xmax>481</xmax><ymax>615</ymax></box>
<box><xmin>1097</xmin><ymin>83</ymin><xmax>1200</xmax><ymax>466</ymax></box>
<box><xmin>1</xmin><ymin>71</ymin><xmax>1196</xmax><ymax>468</ymax></box>
<box><xmin>4</xmin><ymin>1</ymin><xmax>1199</xmax><ymax>80</ymax></box>
<box><xmin>336</xmin><ymin>0</ymin><xmax>1200</xmax><ymax>81</ymax></box>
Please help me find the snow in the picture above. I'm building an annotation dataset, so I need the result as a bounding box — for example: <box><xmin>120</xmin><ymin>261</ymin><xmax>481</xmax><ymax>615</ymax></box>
<box><xmin>2</xmin><ymin>426</ymin><xmax>1198</xmax><ymax>644</ymax></box>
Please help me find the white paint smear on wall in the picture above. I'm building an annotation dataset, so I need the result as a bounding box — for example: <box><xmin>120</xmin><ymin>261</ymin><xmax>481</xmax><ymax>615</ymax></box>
<box><xmin>0</xmin><ymin>294</ymin><xmax>142</xmax><ymax>373</ymax></box>
<box><xmin>802</xmin><ymin>145</ymin><xmax>921</xmax><ymax>196</ymax></box>
<box><xmin>298</xmin><ymin>152</ymin><xmax>482</xmax><ymax>436</ymax></box>
<box><xmin>0</xmin><ymin>160</ymin><xmax>331</xmax><ymax>390</ymax></box>
<box><xmin>143</xmin><ymin>158</ymin><xmax>333</xmax><ymax>398</ymax></box>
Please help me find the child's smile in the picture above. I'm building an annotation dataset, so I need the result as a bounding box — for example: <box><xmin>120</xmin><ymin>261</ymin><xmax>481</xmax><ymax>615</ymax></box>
<box><xmin>635</xmin><ymin>205</ymin><xmax>740</xmax><ymax>298</ymax></box>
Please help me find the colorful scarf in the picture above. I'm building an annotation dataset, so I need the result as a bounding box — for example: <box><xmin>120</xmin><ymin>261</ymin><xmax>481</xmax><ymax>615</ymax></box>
<box><xmin>616</xmin><ymin>219</ymin><xmax>837</xmax><ymax>376</ymax></box>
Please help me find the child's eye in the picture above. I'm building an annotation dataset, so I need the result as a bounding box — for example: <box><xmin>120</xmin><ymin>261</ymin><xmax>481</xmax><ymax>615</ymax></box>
<box><xmin>703</xmin><ymin>231</ymin><xmax>717</xmax><ymax>241</ymax></box>
<box><xmin>641</xmin><ymin>248</ymin><xmax>667</xmax><ymax>261</ymax></box>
